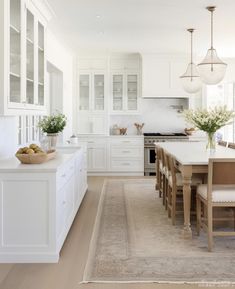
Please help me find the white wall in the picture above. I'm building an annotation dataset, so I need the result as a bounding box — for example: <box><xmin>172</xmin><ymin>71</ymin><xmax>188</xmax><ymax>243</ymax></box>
<box><xmin>0</xmin><ymin>116</ymin><xmax>17</xmax><ymax>159</ymax></box>
<box><xmin>46</xmin><ymin>30</ymin><xmax>74</xmax><ymax>142</ymax></box>
<box><xmin>110</xmin><ymin>98</ymin><xmax>188</xmax><ymax>135</ymax></box>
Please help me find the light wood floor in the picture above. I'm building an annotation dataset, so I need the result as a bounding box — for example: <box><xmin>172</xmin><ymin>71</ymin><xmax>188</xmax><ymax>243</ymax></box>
<box><xmin>0</xmin><ymin>177</ymin><xmax>230</xmax><ymax>289</ymax></box>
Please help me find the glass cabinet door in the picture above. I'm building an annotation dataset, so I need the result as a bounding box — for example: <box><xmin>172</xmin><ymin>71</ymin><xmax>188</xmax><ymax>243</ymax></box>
<box><xmin>94</xmin><ymin>74</ymin><xmax>104</xmax><ymax>110</ymax></box>
<box><xmin>38</xmin><ymin>22</ymin><xmax>45</xmax><ymax>106</ymax></box>
<box><xmin>26</xmin><ymin>9</ymin><xmax>34</xmax><ymax>104</ymax></box>
<box><xmin>79</xmin><ymin>74</ymin><xmax>90</xmax><ymax>110</ymax></box>
<box><xmin>112</xmin><ymin>74</ymin><xmax>123</xmax><ymax>111</ymax></box>
<box><xmin>9</xmin><ymin>0</ymin><xmax>21</xmax><ymax>103</ymax></box>
<box><xmin>127</xmin><ymin>74</ymin><xmax>138</xmax><ymax>111</ymax></box>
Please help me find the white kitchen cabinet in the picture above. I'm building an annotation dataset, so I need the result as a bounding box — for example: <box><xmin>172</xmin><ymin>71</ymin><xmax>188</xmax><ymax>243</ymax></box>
<box><xmin>79</xmin><ymin>71</ymin><xmax>106</xmax><ymax>111</ymax></box>
<box><xmin>87</xmin><ymin>139</ymin><xmax>107</xmax><ymax>172</ymax></box>
<box><xmin>111</xmin><ymin>71</ymin><xmax>140</xmax><ymax>114</ymax></box>
<box><xmin>78</xmin><ymin>136</ymin><xmax>144</xmax><ymax>176</ymax></box>
<box><xmin>109</xmin><ymin>136</ymin><xmax>144</xmax><ymax>174</ymax></box>
<box><xmin>141</xmin><ymin>54</ymin><xmax>189</xmax><ymax>98</ymax></box>
<box><xmin>0</xmin><ymin>0</ymin><xmax>50</xmax><ymax>115</ymax></box>
<box><xmin>0</xmin><ymin>149</ymin><xmax>87</xmax><ymax>263</ymax></box>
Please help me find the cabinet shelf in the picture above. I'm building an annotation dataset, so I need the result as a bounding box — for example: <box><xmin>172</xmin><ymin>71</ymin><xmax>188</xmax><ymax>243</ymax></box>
<box><xmin>10</xmin><ymin>24</ymin><xmax>20</xmax><ymax>34</ymax></box>
<box><xmin>10</xmin><ymin>72</ymin><xmax>20</xmax><ymax>78</ymax></box>
<box><xmin>27</xmin><ymin>37</ymin><xmax>34</xmax><ymax>45</ymax></box>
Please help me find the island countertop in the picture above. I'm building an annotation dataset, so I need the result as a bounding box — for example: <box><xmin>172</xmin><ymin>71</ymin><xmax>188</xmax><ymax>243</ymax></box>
<box><xmin>0</xmin><ymin>150</ymin><xmax>80</xmax><ymax>173</ymax></box>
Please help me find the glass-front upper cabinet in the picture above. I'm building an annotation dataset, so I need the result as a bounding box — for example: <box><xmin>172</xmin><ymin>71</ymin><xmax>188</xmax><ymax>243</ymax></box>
<box><xmin>127</xmin><ymin>74</ymin><xmax>138</xmax><ymax>111</ymax></box>
<box><xmin>79</xmin><ymin>72</ymin><xmax>106</xmax><ymax>111</ymax></box>
<box><xmin>38</xmin><ymin>22</ymin><xmax>45</xmax><ymax>106</ymax></box>
<box><xmin>4</xmin><ymin>0</ymin><xmax>47</xmax><ymax>114</ymax></box>
<box><xmin>79</xmin><ymin>74</ymin><xmax>90</xmax><ymax>110</ymax></box>
<box><xmin>112</xmin><ymin>74</ymin><xmax>123</xmax><ymax>111</ymax></box>
<box><xmin>94</xmin><ymin>74</ymin><xmax>104</xmax><ymax>110</ymax></box>
<box><xmin>111</xmin><ymin>72</ymin><xmax>139</xmax><ymax>113</ymax></box>
<box><xmin>9</xmin><ymin>0</ymin><xmax>21</xmax><ymax>103</ymax></box>
<box><xmin>26</xmin><ymin>9</ymin><xmax>34</xmax><ymax>104</ymax></box>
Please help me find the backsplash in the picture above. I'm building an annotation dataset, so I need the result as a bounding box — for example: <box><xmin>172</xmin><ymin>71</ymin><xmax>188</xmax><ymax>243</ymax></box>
<box><xmin>110</xmin><ymin>98</ymin><xmax>189</xmax><ymax>135</ymax></box>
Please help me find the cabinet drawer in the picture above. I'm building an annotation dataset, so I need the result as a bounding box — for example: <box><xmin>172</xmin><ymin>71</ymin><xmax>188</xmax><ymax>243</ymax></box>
<box><xmin>111</xmin><ymin>147</ymin><xmax>143</xmax><ymax>158</ymax></box>
<box><xmin>110</xmin><ymin>159</ymin><xmax>143</xmax><ymax>171</ymax></box>
<box><xmin>57</xmin><ymin>159</ymin><xmax>75</xmax><ymax>190</ymax></box>
<box><xmin>110</xmin><ymin>138</ymin><xmax>143</xmax><ymax>146</ymax></box>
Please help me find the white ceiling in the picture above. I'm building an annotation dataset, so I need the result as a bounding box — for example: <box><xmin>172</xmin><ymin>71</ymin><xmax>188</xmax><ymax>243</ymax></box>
<box><xmin>47</xmin><ymin>0</ymin><xmax>235</xmax><ymax>57</ymax></box>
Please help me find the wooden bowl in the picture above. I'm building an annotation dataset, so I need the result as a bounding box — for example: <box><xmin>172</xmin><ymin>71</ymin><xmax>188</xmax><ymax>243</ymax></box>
<box><xmin>16</xmin><ymin>150</ymin><xmax>56</xmax><ymax>164</ymax></box>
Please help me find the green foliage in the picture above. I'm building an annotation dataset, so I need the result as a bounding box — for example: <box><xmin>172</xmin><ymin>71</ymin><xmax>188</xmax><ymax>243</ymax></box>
<box><xmin>38</xmin><ymin>113</ymin><xmax>67</xmax><ymax>134</ymax></box>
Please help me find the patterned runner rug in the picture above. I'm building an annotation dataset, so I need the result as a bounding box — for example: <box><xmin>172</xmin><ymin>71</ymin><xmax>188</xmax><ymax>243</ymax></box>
<box><xmin>83</xmin><ymin>179</ymin><xmax>235</xmax><ymax>284</ymax></box>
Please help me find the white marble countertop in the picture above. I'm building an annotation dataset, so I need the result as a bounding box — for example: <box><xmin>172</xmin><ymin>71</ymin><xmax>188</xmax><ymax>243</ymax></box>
<box><xmin>77</xmin><ymin>134</ymin><xmax>144</xmax><ymax>138</ymax></box>
<box><xmin>156</xmin><ymin>142</ymin><xmax>235</xmax><ymax>165</ymax></box>
<box><xmin>0</xmin><ymin>150</ymin><xmax>81</xmax><ymax>173</ymax></box>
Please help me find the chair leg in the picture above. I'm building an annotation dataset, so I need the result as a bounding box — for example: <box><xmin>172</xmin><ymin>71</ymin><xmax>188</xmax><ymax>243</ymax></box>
<box><xmin>165</xmin><ymin>178</ymin><xmax>168</xmax><ymax>210</ymax></box>
<box><xmin>207</xmin><ymin>206</ymin><xmax>213</xmax><ymax>252</ymax></box>
<box><xmin>171</xmin><ymin>188</ymin><xmax>176</xmax><ymax>225</ymax></box>
<box><xmin>196</xmin><ymin>195</ymin><xmax>201</xmax><ymax>235</ymax></box>
<box><xmin>167</xmin><ymin>186</ymin><xmax>172</xmax><ymax>218</ymax></box>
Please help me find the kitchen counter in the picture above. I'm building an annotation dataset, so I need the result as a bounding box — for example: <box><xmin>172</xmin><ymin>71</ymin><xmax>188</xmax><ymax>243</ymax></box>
<box><xmin>0</xmin><ymin>151</ymin><xmax>78</xmax><ymax>173</ymax></box>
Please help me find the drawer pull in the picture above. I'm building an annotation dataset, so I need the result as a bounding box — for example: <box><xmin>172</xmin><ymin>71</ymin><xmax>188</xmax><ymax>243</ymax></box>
<box><xmin>88</xmin><ymin>141</ymin><xmax>94</xmax><ymax>143</ymax></box>
<box><xmin>62</xmin><ymin>201</ymin><xmax>66</xmax><ymax>205</ymax></box>
<box><xmin>123</xmin><ymin>141</ymin><xmax>130</xmax><ymax>143</ymax></box>
<box><xmin>61</xmin><ymin>174</ymin><xmax>66</xmax><ymax>178</ymax></box>
<box><xmin>122</xmin><ymin>150</ymin><xmax>130</xmax><ymax>153</ymax></box>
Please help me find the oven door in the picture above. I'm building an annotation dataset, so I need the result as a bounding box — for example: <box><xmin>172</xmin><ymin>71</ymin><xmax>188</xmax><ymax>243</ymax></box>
<box><xmin>144</xmin><ymin>146</ymin><xmax>156</xmax><ymax>175</ymax></box>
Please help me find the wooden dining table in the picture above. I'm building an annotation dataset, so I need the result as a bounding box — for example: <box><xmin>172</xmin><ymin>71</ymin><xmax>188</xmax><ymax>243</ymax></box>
<box><xmin>156</xmin><ymin>141</ymin><xmax>235</xmax><ymax>239</ymax></box>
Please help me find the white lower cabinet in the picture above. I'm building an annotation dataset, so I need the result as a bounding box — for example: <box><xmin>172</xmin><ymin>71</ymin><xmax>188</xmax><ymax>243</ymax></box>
<box><xmin>0</xmin><ymin>148</ymin><xmax>88</xmax><ymax>263</ymax></box>
<box><xmin>78</xmin><ymin>136</ymin><xmax>144</xmax><ymax>175</ymax></box>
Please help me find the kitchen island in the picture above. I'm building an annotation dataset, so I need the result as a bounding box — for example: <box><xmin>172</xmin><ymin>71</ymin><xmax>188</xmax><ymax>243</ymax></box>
<box><xmin>0</xmin><ymin>147</ymin><xmax>87</xmax><ymax>263</ymax></box>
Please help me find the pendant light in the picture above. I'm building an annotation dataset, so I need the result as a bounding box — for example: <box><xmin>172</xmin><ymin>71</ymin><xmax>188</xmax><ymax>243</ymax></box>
<box><xmin>180</xmin><ymin>29</ymin><xmax>202</xmax><ymax>94</ymax></box>
<box><xmin>197</xmin><ymin>6</ymin><xmax>227</xmax><ymax>85</ymax></box>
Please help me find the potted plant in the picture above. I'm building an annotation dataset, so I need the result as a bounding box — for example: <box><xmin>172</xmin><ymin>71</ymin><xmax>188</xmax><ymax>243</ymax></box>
<box><xmin>184</xmin><ymin>106</ymin><xmax>234</xmax><ymax>151</ymax></box>
<box><xmin>38</xmin><ymin>112</ymin><xmax>67</xmax><ymax>149</ymax></box>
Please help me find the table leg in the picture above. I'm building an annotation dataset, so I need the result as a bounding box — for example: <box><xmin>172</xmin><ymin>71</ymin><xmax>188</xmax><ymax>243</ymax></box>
<box><xmin>181</xmin><ymin>165</ymin><xmax>192</xmax><ymax>239</ymax></box>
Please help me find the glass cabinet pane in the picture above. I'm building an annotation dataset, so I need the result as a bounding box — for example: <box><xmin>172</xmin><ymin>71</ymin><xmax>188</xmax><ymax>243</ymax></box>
<box><xmin>127</xmin><ymin>74</ymin><xmax>138</xmax><ymax>110</ymax></box>
<box><xmin>113</xmin><ymin>75</ymin><xmax>123</xmax><ymax>111</ymax></box>
<box><xmin>94</xmin><ymin>74</ymin><xmax>104</xmax><ymax>110</ymax></box>
<box><xmin>79</xmin><ymin>75</ymin><xmax>90</xmax><ymax>110</ymax></box>
<box><xmin>10</xmin><ymin>0</ymin><xmax>21</xmax><ymax>103</ymax></box>
<box><xmin>38</xmin><ymin>22</ymin><xmax>45</xmax><ymax>105</ymax></box>
<box><xmin>26</xmin><ymin>9</ymin><xmax>34</xmax><ymax>104</ymax></box>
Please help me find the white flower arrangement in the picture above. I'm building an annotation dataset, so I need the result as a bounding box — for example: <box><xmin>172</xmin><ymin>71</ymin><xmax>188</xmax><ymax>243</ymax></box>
<box><xmin>183</xmin><ymin>106</ymin><xmax>234</xmax><ymax>134</ymax></box>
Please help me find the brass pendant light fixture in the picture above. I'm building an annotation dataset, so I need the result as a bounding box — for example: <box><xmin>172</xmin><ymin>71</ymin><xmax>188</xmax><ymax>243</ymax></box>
<box><xmin>180</xmin><ymin>29</ymin><xmax>202</xmax><ymax>93</ymax></box>
<box><xmin>197</xmin><ymin>6</ymin><xmax>227</xmax><ymax>85</ymax></box>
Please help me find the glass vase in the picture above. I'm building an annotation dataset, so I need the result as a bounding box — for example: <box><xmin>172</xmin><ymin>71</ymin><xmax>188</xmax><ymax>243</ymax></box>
<box><xmin>47</xmin><ymin>133</ymin><xmax>58</xmax><ymax>150</ymax></box>
<box><xmin>206</xmin><ymin>132</ymin><xmax>216</xmax><ymax>152</ymax></box>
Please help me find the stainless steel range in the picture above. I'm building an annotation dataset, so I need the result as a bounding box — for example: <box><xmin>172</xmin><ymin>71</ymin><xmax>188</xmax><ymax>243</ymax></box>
<box><xmin>144</xmin><ymin>133</ymin><xmax>189</xmax><ymax>176</ymax></box>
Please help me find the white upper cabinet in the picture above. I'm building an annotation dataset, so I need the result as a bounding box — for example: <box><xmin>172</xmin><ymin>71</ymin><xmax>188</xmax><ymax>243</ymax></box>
<box><xmin>111</xmin><ymin>71</ymin><xmax>139</xmax><ymax>114</ymax></box>
<box><xmin>141</xmin><ymin>54</ymin><xmax>189</xmax><ymax>98</ymax></box>
<box><xmin>79</xmin><ymin>71</ymin><xmax>106</xmax><ymax>112</ymax></box>
<box><xmin>0</xmin><ymin>0</ymin><xmax>49</xmax><ymax>115</ymax></box>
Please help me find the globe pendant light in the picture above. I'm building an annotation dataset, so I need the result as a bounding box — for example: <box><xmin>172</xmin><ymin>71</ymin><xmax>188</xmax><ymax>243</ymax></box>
<box><xmin>180</xmin><ymin>29</ymin><xmax>202</xmax><ymax>94</ymax></box>
<box><xmin>198</xmin><ymin>6</ymin><xmax>227</xmax><ymax>85</ymax></box>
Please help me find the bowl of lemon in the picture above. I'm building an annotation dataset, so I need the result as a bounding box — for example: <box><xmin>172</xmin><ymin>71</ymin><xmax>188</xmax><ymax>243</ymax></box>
<box><xmin>15</xmin><ymin>144</ymin><xmax>56</xmax><ymax>164</ymax></box>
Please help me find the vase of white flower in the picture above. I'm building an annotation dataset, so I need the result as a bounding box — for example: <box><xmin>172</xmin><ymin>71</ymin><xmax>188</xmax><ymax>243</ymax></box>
<box><xmin>184</xmin><ymin>106</ymin><xmax>234</xmax><ymax>152</ymax></box>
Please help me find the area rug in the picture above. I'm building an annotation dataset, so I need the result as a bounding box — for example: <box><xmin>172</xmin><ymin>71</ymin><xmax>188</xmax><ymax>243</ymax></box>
<box><xmin>82</xmin><ymin>179</ymin><xmax>235</xmax><ymax>284</ymax></box>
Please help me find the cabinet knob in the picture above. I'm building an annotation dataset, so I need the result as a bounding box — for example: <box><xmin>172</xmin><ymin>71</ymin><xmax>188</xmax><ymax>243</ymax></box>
<box><xmin>61</xmin><ymin>174</ymin><xmax>66</xmax><ymax>178</ymax></box>
<box><xmin>63</xmin><ymin>201</ymin><xmax>66</xmax><ymax>205</ymax></box>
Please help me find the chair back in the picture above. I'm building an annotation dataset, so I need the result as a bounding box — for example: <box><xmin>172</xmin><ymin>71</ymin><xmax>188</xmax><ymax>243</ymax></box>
<box><xmin>207</xmin><ymin>158</ymin><xmax>235</xmax><ymax>203</ymax></box>
<box><xmin>218</xmin><ymin>140</ymin><xmax>228</xmax><ymax>147</ymax></box>
<box><xmin>228</xmin><ymin>142</ymin><xmax>235</xmax><ymax>149</ymax></box>
<box><xmin>168</xmin><ymin>153</ymin><xmax>177</xmax><ymax>187</ymax></box>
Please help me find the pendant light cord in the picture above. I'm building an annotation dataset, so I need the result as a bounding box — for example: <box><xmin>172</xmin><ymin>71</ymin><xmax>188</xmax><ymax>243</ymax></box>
<box><xmin>190</xmin><ymin>30</ymin><xmax>193</xmax><ymax>81</ymax></box>
<box><xmin>211</xmin><ymin>9</ymin><xmax>214</xmax><ymax>49</ymax></box>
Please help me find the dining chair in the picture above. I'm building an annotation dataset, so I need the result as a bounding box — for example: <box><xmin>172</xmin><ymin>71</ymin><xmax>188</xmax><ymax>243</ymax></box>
<box><xmin>218</xmin><ymin>140</ymin><xmax>228</xmax><ymax>147</ymax></box>
<box><xmin>196</xmin><ymin>158</ymin><xmax>235</xmax><ymax>251</ymax></box>
<box><xmin>167</xmin><ymin>153</ymin><xmax>202</xmax><ymax>225</ymax></box>
<box><xmin>155</xmin><ymin>145</ymin><xmax>162</xmax><ymax>195</ymax></box>
<box><xmin>228</xmin><ymin>142</ymin><xmax>235</xmax><ymax>149</ymax></box>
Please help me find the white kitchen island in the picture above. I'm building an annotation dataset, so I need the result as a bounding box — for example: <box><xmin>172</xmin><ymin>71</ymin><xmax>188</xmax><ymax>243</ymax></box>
<box><xmin>0</xmin><ymin>147</ymin><xmax>87</xmax><ymax>263</ymax></box>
